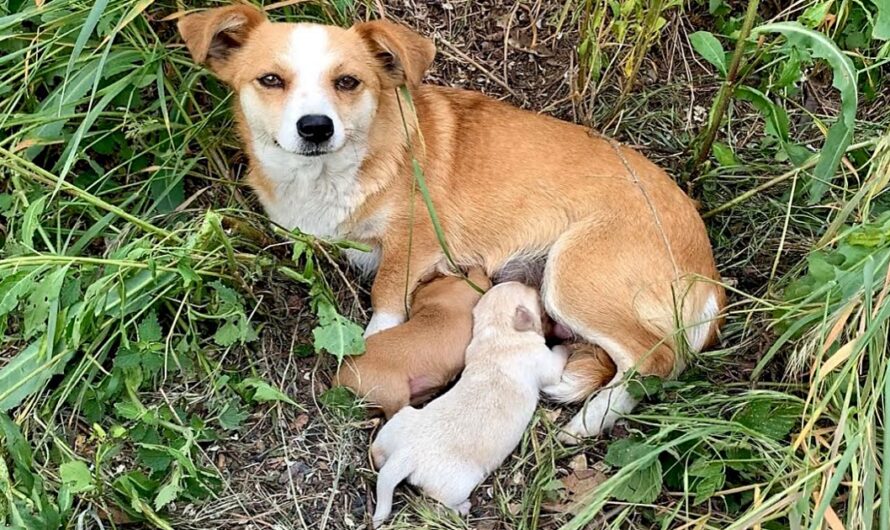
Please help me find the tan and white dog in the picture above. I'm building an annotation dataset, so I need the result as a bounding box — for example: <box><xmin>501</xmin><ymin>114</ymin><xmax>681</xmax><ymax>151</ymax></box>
<box><xmin>369</xmin><ymin>282</ymin><xmax>568</xmax><ymax>526</ymax></box>
<box><xmin>178</xmin><ymin>6</ymin><xmax>725</xmax><ymax>441</ymax></box>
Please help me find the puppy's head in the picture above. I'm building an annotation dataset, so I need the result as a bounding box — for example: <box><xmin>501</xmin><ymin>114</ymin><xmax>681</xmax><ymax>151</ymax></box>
<box><xmin>409</xmin><ymin>267</ymin><xmax>492</xmax><ymax>316</ymax></box>
<box><xmin>472</xmin><ymin>281</ymin><xmax>544</xmax><ymax>336</ymax></box>
<box><xmin>178</xmin><ymin>7</ymin><xmax>435</xmax><ymax>159</ymax></box>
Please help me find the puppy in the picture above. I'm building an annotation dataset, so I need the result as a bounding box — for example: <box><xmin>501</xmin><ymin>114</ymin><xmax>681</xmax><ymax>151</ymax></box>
<box><xmin>335</xmin><ymin>268</ymin><xmax>491</xmax><ymax>418</ymax></box>
<box><xmin>370</xmin><ymin>282</ymin><xmax>567</xmax><ymax>527</ymax></box>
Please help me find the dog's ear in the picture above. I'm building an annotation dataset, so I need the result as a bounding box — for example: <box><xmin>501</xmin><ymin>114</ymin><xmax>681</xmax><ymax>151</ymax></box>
<box><xmin>178</xmin><ymin>5</ymin><xmax>266</xmax><ymax>80</ymax></box>
<box><xmin>513</xmin><ymin>305</ymin><xmax>541</xmax><ymax>333</ymax></box>
<box><xmin>354</xmin><ymin>20</ymin><xmax>435</xmax><ymax>89</ymax></box>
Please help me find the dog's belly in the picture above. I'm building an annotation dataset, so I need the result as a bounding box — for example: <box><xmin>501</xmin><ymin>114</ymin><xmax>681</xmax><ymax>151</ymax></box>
<box><xmin>345</xmin><ymin>246</ymin><xmax>381</xmax><ymax>276</ymax></box>
<box><xmin>490</xmin><ymin>251</ymin><xmax>549</xmax><ymax>287</ymax></box>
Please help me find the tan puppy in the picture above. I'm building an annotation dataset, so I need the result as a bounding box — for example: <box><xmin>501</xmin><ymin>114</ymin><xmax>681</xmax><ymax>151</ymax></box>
<box><xmin>370</xmin><ymin>282</ymin><xmax>567</xmax><ymax>526</ymax></box>
<box><xmin>335</xmin><ymin>268</ymin><xmax>491</xmax><ymax>418</ymax></box>
<box><xmin>178</xmin><ymin>7</ymin><xmax>725</xmax><ymax>441</ymax></box>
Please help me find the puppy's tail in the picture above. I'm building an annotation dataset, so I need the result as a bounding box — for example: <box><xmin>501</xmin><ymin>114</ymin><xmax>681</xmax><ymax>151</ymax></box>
<box><xmin>543</xmin><ymin>343</ymin><xmax>617</xmax><ymax>403</ymax></box>
<box><xmin>372</xmin><ymin>454</ymin><xmax>413</xmax><ymax>528</ymax></box>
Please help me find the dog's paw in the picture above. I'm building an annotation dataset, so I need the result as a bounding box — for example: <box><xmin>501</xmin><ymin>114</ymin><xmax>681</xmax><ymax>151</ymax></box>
<box><xmin>556</xmin><ymin>384</ymin><xmax>638</xmax><ymax>445</ymax></box>
<box><xmin>542</xmin><ymin>370</ymin><xmax>592</xmax><ymax>403</ymax></box>
<box><xmin>557</xmin><ymin>410</ymin><xmax>600</xmax><ymax>445</ymax></box>
<box><xmin>455</xmin><ymin>500</ymin><xmax>472</xmax><ymax>516</ymax></box>
<box><xmin>364</xmin><ymin>312</ymin><xmax>405</xmax><ymax>338</ymax></box>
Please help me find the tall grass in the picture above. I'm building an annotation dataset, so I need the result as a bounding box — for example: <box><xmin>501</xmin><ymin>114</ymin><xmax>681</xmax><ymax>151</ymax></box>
<box><xmin>1</xmin><ymin>0</ymin><xmax>889</xmax><ymax>529</ymax></box>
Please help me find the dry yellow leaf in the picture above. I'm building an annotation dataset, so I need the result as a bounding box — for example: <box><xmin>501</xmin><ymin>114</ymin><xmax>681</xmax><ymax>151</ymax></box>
<box><xmin>817</xmin><ymin>340</ymin><xmax>857</xmax><ymax>380</ymax></box>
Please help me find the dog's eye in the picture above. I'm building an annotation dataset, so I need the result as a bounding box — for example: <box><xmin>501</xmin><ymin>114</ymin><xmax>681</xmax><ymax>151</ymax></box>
<box><xmin>335</xmin><ymin>75</ymin><xmax>360</xmax><ymax>91</ymax></box>
<box><xmin>257</xmin><ymin>74</ymin><xmax>284</xmax><ymax>89</ymax></box>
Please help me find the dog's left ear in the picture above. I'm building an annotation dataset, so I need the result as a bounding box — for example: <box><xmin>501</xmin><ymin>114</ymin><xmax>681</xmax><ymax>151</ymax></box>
<box><xmin>513</xmin><ymin>305</ymin><xmax>541</xmax><ymax>333</ymax></box>
<box><xmin>354</xmin><ymin>20</ymin><xmax>435</xmax><ymax>89</ymax></box>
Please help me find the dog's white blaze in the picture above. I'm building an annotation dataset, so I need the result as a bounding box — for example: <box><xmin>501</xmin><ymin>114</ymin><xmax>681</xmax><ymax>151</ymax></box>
<box><xmin>275</xmin><ymin>25</ymin><xmax>346</xmax><ymax>151</ymax></box>
<box><xmin>686</xmin><ymin>291</ymin><xmax>718</xmax><ymax>353</ymax></box>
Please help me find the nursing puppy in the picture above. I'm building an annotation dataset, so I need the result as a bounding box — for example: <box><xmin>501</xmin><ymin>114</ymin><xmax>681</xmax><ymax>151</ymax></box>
<box><xmin>370</xmin><ymin>282</ymin><xmax>567</xmax><ymax>526</ymax></box>
<box><xmin>178</xmin><ymin>7</ymin><xmax>725</xmax><ymax>441</ymax></box>
<box><xmin>335</xmin><ymin>268</ymin><xmax>491</xmax><ymax>418</ymax></box>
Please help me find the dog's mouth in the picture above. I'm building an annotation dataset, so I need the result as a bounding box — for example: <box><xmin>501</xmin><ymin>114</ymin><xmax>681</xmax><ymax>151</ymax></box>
<box><xmin>273</xmin><ymin>138</ymin><xmax>336</xmax><ymax>157</ymax></box>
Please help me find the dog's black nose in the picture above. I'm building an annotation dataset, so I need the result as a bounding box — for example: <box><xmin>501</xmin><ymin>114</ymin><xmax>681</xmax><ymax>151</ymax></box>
<box><xmin>297</xmin><ymin>114</ymin><xmax>334</xmax><ymax>144</ymax></box>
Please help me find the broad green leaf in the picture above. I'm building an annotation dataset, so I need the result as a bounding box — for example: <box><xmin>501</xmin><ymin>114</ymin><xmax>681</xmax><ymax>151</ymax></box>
<box><xmin>0</xmin><ymin>269</ymin><xmax>40</xmax><ymax>318</ymax></box>
<box><xmin>799</xmin><ymin>2</ymin><xmax>831</xmax><ymax>28</ymax></box>
<box><xmin>733</xmin><ymin>399</ymin><xmax>803</xmax><ymax>439</ymax></box>
<box><xmin>775</xmin><ymin>46</ymin><xmax>805</xmax><ymax>88</ymax></box>
<box><xmin>712</xmin><ymin>142</ymin><xmax>739</xmax><ymax>166</ymax></box>
<box><xmin>212</xmin><ymin>320</ymin><xmax>242</xmax><ymax>347</ymax></box>
<box><xmin>138</xmin><ymin>311</ymin><xmax>163</xmax><ymax>343</ymax></box>
<box><xmin>60</xmin><ymin>461</ymin><xmax>92</xmax><ymax>493</ymax></box>
<box><xmin>876</xmin><ymin>0</ymin><xmax>890</xmax><ymax>40</ymax></box>
<box><xmin>689</xmin><ymin>31</ymin><xmax>727</xmax><ymax>76</ymax></box>
<box><xmin>0</xmin><ymin>413</ymin><xmax>33</xmax><ymax>480</ymax></box>
<box><xmin>217</xmin><ymin>399</ymin><xmax>249</xmax><ymax>431</ymax></box>
<box><xmin>23</xmin><ymin>265</ymin><xmax>68</xmax><ymax>339</ymax></box>
<box><xmin>154</xmin><ymin>466</ymin><xmax>182</xmax><ymax>511</ymax></box>
<box><xmin>751</xmin><ymin>22</ymin><xmax>857</xmax><ymax>203</ymax></box>
<box><xmin>0</xmin><ymin>341</ymin><xmax>74</xmax><ymax>412</ymax></box>
<box><xmin>313</xmin><ymin>301</ymin><xmax>365</xmax><ymax>361</ymax></box>
<box><xmin>21</xmin><ymin>195</ymin><xmax>46</xmax><ymax>249</ymax></box>
<box><xmin>238</xmin><ymin>377</ymin><xmax>298</xmax><ymax>407</ymax></box>
<box><xmin>114</xmin><ymin>401</ymin><xmax>143</xmax><ymax>421</ymax></box>
<box><xmin>611</xmin><ymin>459</ymin><xmax>663</xmax><ymax>504</ymax></box>
<box><xmin>688</xmin><ymin>459</ymin><xmax>725</xmax><ymax>505</ymax></box>
<box><xmin>605</xmin><ymin>438</ymin><xmax>654</xmax><ymax>467</ymax></box>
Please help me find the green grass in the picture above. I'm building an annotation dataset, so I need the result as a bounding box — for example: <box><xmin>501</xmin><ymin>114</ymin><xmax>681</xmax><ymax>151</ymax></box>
<box><xmin>2</xmin><ymin>0</ymin><xmax>890</xmax><ymax>528</ymax></box>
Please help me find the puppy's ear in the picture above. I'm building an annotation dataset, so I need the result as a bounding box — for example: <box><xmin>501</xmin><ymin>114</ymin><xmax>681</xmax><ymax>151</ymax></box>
<box><xmin>354</xmin><ymin>20</ymin><xmax>435</xmax><ymax>89</ymax></box>
<box><xmin>178</xmin><ymin>5</ymin><xmax>266</xmax><ymax>80</ymax></box>
<box><xmin>513</xmin><ymin>305</ymin><xmax>541</xmax><ymax>333</ymax></box>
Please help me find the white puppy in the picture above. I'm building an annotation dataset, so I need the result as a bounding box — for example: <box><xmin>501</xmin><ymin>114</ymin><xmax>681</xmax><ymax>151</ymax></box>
<box><xmin>370</xmin><ymin>282</ymin><xmax>568</xmax><ymax>527</ymax></box>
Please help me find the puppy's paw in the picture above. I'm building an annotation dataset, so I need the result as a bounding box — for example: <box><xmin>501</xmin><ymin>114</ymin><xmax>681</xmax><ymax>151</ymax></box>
<box><xmin>455</xmin><ymin>500</ymin><xmax>472</xmax><ymax>516</ymax></box>
<box><xmin>364</xmin><ymin>312</ymin><xmax>405</xmax><ymax>338</ymax></box>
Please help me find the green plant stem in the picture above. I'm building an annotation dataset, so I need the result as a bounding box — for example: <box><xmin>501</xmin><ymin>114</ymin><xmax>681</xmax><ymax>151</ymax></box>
<box><xmin>604</xmin><ymin>0</ymin><xmax>665</xmax><ymax>124</ymax></box>
<box><xmin>0</xmin><ymin>146</ymin><xmax>181</xmax><ymax>244</ymax></box>
<box><xmin>693</xmin><ymin>0</ymin><xmax>760</xmax><ymax>173</ymax></box>
<box><xmin>702</xmin><ymin>138</ymin><xmax>877</xmax><ymax>219</ymax></box>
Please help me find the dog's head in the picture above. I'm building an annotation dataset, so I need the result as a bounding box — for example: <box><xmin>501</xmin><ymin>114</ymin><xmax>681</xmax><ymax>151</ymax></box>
<box><xmin>178</xmin><ymin>6</ymin><xmax>435</xmax><ymax>158</ymax></box>
<box><xmin>473</xmin><ymin>281</ymin><xmax>545</xmax><ymax>336</ymax></box>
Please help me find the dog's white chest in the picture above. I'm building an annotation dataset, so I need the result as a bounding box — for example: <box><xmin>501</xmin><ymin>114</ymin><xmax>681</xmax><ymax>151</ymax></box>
<box><xmin>253</xmin><ymin>143</ymin><xmax>366</xmax><ymax>238</ymax></box>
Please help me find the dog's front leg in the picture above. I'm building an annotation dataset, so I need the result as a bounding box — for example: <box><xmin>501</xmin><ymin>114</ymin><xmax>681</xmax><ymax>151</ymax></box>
<box><xmin>365</xmin><ymin>236</ymin><xmax>443</xmax><ymax>337</ymax></box>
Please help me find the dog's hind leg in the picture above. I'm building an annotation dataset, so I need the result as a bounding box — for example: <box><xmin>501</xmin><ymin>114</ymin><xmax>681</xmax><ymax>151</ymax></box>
<box><xmin>541</xmin><ymin>217</ymin><xmax>721</xmax><ymax>442</ymax></box>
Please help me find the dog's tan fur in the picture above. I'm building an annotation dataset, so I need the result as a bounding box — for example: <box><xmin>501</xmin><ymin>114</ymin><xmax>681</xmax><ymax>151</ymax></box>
<box><xmin>178</xmin><ymin>6</ymin><xmax>725</xmax><ymax>439</ymax></box>
<box><xmin>335</xmin><ymin>269</ymin><xmax>491</xmax><ymax>419</ymax></box>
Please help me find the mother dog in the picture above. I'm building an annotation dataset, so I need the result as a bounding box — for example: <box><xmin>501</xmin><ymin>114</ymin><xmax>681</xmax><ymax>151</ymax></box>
<box><xmin>178</xmin><ymin>6</ymin><xmax>724</xmax><ymax>441</ymax></box>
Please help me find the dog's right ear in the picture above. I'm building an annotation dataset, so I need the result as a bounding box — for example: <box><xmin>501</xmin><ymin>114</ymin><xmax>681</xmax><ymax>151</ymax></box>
<box><xmin>513</xmin><ymin>305</ymin><xmax>541</xmax><ymax>333</ymax></box>
<box><xmin>177</xmin><ymin>5</ymin><xmax>266</xmax><ymax>80</ymax></box>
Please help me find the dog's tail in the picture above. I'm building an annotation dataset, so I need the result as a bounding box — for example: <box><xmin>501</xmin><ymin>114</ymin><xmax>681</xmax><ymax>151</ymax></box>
<box><xmin>544</xmin><ymin>342</ymin><xmax>617</xmax><ymax>403</ymax></box>
<box><xmin>372</xmin><ymin>453</ymin><xmax>413</xmax><ymax>528</ymax></box>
